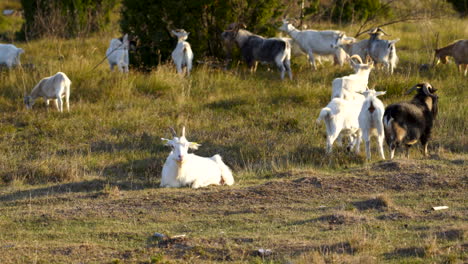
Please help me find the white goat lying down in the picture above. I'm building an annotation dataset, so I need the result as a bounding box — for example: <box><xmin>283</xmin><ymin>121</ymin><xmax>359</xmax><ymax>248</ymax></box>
<box><xmin>358</xmin><ymin>88</ymin><xmax>386</xmax><ymax>160</ymax></box>
<box><xmin>171</xmin><ymin>29</ymin><xmax>193</xmax><ymax>76</ymax></box>
<box><xmin>106</xmin><ymin>34</ymin><xmax>129</xmax><ymax>73</ymax></box>
<box><xmin>161</xmin><ymin>127</ymin><xmax>234</xmax><ymax>189</ymax></box>
<box><xmin>316</xmin><ymin>96</ymin><xmax>365</xmax><ymax>154</ymax></box>
<box><xmin>0</xmin><ymin>44</ymin><xmax>24</xmax><ymax>69</ymax></box>
<box><xmin>331</xmin><ymin>55</ymin><xmax>374</xmax><ymax>100</ymax></box>
<box><xmin>24</xmin><ymin>72</ymin><xmax>71</xmax><ymax>112</ymax></box>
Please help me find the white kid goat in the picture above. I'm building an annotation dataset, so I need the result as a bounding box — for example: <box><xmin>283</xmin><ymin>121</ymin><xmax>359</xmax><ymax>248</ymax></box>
<box><xmin>106</xmin><ymin>34</ymin><xmax>129</xmax><ymax>73</ymax></box>
<box><xmin>171</xmin><ymin>30</ymin><xmax>193</xmax><ymax>76</ymax></box>
<box><xmin>24</xmin><ymin>72</ymin><xmax>71</xmax><ymax>112</ymax></box>
<box><xmin>0</xmin><ymin>44</ymin><xmax>24</xmax><ymax>69</ymax></box>
<box><xmin>316</xmin><ymin>96</ymin><xmax>365</xmax><ymax>154</ymax></box>
<box><xmin>358</xmin><ymin>88</ymin><xmax>386</xmax><ymax>160</ymax></box>
<box><xmin>331</xmin><ymin>55</ymin><xmax>374</xmax><ymax>100</ymax></box>
<box><xmin>161</xmin><ymin>127</ymin><xmax>234</xmax><ymax>189</ymax></box>
<box><xmin>279</xmin><ymin>19</ymin><xmax>351</xmax><ymax>68</ymax></box>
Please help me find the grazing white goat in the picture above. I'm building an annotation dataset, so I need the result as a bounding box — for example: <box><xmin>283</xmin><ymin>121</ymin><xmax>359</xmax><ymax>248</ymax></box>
<box><xmin>358</xmin><ymin>89</ymin><xmax>386</xmax><ymax>160</ymax></box>
<box><xmin>171</xmin><ymin>29</ymin><xmax>193</xmax><ymax>76</ymax></box>
<box><xmin>434</xmin><ymin>39</ymin><xmax>468</xmax><ymax>76</ymax></box>
<box><xmin>331</xmin><ymin>55</ymin><xmax>374</xmax><ymax>100</ymax></box>
<box><xmin>24</xmin><ymin>72</ymin><xmax>71</xmax><ymax>112</ymax></box>
<box><xmin>161</xmin><ymin>127</ymin><xmax>234</xmax><ymax>189</ymax></box>
<box><xmin>106</xmin><ymin>34</ymin><xmax>129</xmax><ymax>73</ymax></box>
<box><xmin>332</xmin><ymin>34</ymin><xmax>369</xmax><ymax>64</ymax></box>
<box><xmin>316</xmin><ymin>96</ymin><xmax>365</xmax><ymax>154</ymax></box>
<box><xmin>0</xmin><ymin>44</ymin><xmax>24</xmax><ymax>69</ymax></box>
<box><xmin>367</xmin><ymin>28</ymin><xmax>399</xmax><ymax>74</ymax></box>
<box><xmin>279</xmin><ymin>19</ymin><xmax>351</xmax><ymax>68</ymax></box>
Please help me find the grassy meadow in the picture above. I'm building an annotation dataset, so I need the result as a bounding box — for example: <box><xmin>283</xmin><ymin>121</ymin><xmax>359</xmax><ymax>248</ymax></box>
<box><xmin>0</xmin><ymin>16</ymin><xmax>467</xmax><ymax>263</ymax></box>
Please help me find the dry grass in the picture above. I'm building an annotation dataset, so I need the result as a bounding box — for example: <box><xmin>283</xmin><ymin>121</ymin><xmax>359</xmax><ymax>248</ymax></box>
<box><xmin>0</xmin><ymin>15</ymin><xmax>466</xmax><ymax>263</ymax></box>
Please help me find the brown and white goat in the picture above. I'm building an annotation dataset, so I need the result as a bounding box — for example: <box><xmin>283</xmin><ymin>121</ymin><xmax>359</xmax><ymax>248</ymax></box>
<box><xmin>383</xmin><ymin>83</ymin><xmax>438</xmax><ymax>159</ymax></box>
<box><xmin>434</xmin><ymin>39</ymin><xmax>468</xmax><ymax>76</ymax></box>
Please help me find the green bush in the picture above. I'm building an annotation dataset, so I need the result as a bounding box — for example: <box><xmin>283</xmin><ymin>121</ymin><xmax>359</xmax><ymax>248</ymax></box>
<box><xmin>20</xmin><ymin>0</ymin><xmax>118</xmax><ymax>39</ymax></box>
<box><xmin>447</xmin><ymin>0</ymin><xmax>468</xmax><ymax>16</ymax></box>
<box><xmin>120</xmin><ymin>0</ymin><xmax>282</xmax><ymax>69</ymax></box>
<box><xmin>330</xmin><ymin>0</ymin><xmax>391</xmax><ymax>24</ymax></box>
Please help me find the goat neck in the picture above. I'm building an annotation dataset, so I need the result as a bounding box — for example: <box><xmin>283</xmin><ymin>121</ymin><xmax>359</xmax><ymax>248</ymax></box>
<box><xmin>29</xmin><ymin>79</ymin><xmax>46</xmax><ymax>99</ymax></box>
<box><xmin>283</xmin><ymin>24</ymin><xmax>301</xmax><ymax>39</ymax></box>
<box><xmin>234</xmin><ymin>29</ymin><xmax>253</xmax><ymax>48</ymax></box>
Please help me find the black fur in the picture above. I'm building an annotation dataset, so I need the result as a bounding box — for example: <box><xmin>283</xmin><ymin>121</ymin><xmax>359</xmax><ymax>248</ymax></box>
<box><xmin>221</xmin><ymin>30</ymin><xmax>289</xmax><ymax>68</ymax></box>
<box><xmin>383</xmin><ymin>85</ymin><xmax>438</xmax><ymax>153</ymax></box>
<box><xmin>240</xmin><ymin>36</ymin><xmax>286</xmax><ymax>66</ymax></box>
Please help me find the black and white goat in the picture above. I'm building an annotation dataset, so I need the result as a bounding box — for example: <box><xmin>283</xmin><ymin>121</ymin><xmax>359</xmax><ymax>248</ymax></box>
<box><xmin>221</xmin><ymin>23</ymin><xmax>292</xmax><ymax>80</ymax></box>
<box><xmin>383</xmin><ymin>83</ymin><xmax>438</xmax><ymax>159</ymax></box>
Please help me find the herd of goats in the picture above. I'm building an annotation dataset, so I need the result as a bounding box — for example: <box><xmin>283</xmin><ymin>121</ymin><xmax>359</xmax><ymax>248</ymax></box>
<box><xmin>0</xmin><ymin>20</ymin><xmax>466</xmax><ymax>188</ymax></box>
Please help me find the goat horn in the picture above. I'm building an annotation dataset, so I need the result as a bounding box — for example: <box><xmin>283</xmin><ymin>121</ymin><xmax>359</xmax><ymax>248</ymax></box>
<box><xmin>377</xmin><ymin>28</ymin><xmax>391</xmax><ymax>36</ymax></box>
<box><xmin>182</xmin><ymin>126</ymin><xmax>186</xmax><ymax>137</ymax></box>
<box><xmin>349</xmin><ymin>54</ymin><xmax>363</xmax><ymax>64</ymax></box>
<box><xmin>406</xmin><ymin>83</ymin><xmax>423</xmax><ymax>94</ymax></box>
<box><xmin>367</xmin><ymin>28</ymin><xmax>378</xmax><ymax>34</ymax></box>
<box><xmin>169</xmin><ymin>127</ymin><xmax>177</xmax><ymax>137</ymax></box>
<box><xmin>422</xmin><ymin>83</ymin><xmax>433</xmax><ymax>96</ymax></box>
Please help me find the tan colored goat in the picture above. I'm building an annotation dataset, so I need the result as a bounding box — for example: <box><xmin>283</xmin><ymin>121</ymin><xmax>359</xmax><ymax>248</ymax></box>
<box><xmin>434</xmin><ymin>39</ymin><xmax>468</xmax><ymax>76</ymax></box>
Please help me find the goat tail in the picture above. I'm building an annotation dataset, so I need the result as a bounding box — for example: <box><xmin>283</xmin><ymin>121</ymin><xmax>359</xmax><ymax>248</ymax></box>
<box><xmin>388</xmin><ymin>43</ymin><xmax>398</xmax><ymax>67</ymax></box>
<box><xmin>316</xmin><ymin>107</ymin><xmax>331</xmax><ymax>125</ymax></box>
<box><xmin>284</xmin><ymin>39</ymin><xmax>291</xmax><ymax>61</ymax></box>
<box><xmin>213</xmin><ymin>154</ymin><xmax>234</xmax><ymax>186</ymax></box>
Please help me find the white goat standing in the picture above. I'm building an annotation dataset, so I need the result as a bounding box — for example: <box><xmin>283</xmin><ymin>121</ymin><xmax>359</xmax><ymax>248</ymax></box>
<box><xmin>316</xmin><ymin>96</ymin><xmax>365</xmax><ymax>154</ymax></box>
<box><xmin>161</xmin><ymin>127</ymin><xmax>234</xmax><ymax>189</ymax></box>
<box><xmin>106</xmin><ymin>34</ymin><xmax>129</xmax><ymax>73</ymax></box>
<box><xmin>24</xmin><ymin>72</ymin><xmax>71</xmax><ymax>112</ymax></box>
<box><xmin>0</xmin><ymin>44</ymin><xmax>24</xmax><ymax>69</ymax></box>
<box><xmin>358</xmin><ymin>89</ymin><xmax>386</xmax><ymax>160</ymax></box>
<box><xmin>279</xmin><ymin>20</ymin><xmax>350</xmax><ymax>68</ymax></box>
<box><xmin>332</xmin><ymin>35</ymin><xmax>369</xmax><ymax>64</ymax></box>
<box><xmin>367</xmin><ymin>28</ymin><xmax>399</xmax><ymax>74</ymax></box>
<box><xmin>331</xmin><ymin>55</ymin><xmax>374</xmax><ymax>100</ymax></box>
<box><xmin>171</xmin><ymin>30</ymin><xmax>193</xmax><ymax>76</ymax></box>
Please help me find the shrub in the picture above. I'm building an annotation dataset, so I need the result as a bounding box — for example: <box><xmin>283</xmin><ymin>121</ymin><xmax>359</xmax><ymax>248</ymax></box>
<box><xmin>120</xmin><ymin>0</ymin><xmax>282</xmax><ymax>69</ymax></box>
<box><xmin>330</xmin><ymin>0</ymin><xmax>391</xmax><ymax>24</ymax></box>
<box><xmin>447</xmin><ymin>0</ymin><xmax>468</xmax><ymax>16</ymax></box>
<box><xmin>20</xmin><ymin>0</ymin><xmax>118</xmax><ymax>39</ymax></box>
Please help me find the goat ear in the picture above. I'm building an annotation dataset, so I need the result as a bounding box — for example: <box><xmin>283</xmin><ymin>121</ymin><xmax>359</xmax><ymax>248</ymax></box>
<box><xmin>189</xmin><ymin>142</ymin><xmax>201</xmax><ymax>150</ymax></box>
<box><xmin>376</xmin><ymin>91</ymin><xmax>386</xmax><ymax>96</ymax></box>
<box><xmin>161</xmin><ymin>138</ymin><xmax>171</xmax><ymax>146</ymax></box>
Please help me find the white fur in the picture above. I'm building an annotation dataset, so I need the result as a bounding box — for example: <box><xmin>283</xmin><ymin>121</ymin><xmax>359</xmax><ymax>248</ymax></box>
<box><xmin>368</xmin><ymin>35</ymin><xmax>399</xmax><ymax>74</ymax></box>
<box><xmin>332</xmin><ymin>36</ymin><xmax>369</xmax><ymax>64</ymax></box>
<box><xmin>24</xmin><ymin>72</ymin><xmax>71</xmax><ymax>112</ymax></box>
<box><xmin>331</xmin><ymin>56</ymin><xmax>374</xmax><ymax>100</ymax></box>
<box><xmin>171</xmin><ymin>30</ymin><xmax>193</xmax><ymax>76</ymax></box>
<box><xmin>316</xmin><ymin>97</ymin><xmax>365</xmax><ymax>154</ymax></box>
<box><xmin>358</xmin><ymin>89</ymin><xmax>386</xmax><ymax>160</ymax></box>
<box><xmin>279</xmin><ymin>20</ymin><xmax>348</xmax><ymax>68</ymax></box>
<box><xmin>0</xmin><ymin>44</ymin><xmax>24</xmax><ymax>68</ymax></box>
<box><xmin>106</xmin><ymin>34</ymin><xmax>129</xmax><ymax>73</ymax></box>
<box><xmin>161</xmin><ymin>127</ymin><xmax>234</xmax><ymax>189</ymax></box>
